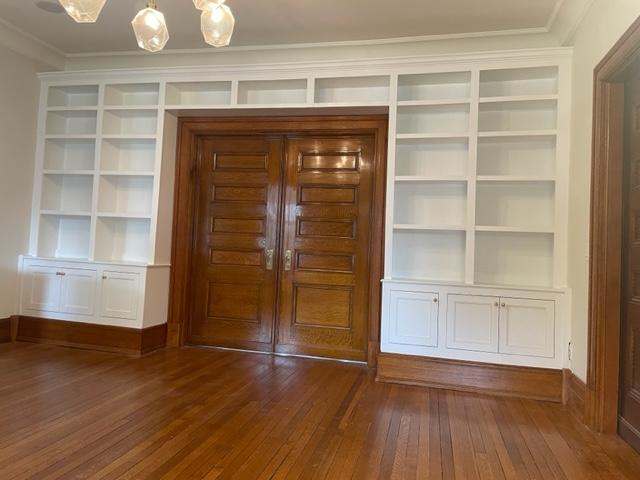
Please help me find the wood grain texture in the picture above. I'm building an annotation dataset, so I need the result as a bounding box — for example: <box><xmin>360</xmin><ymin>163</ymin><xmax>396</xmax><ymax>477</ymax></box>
<box><xmin>0</xmin><ymin>342</ymin><xmax>639</xmax><ymax>479</ymax></box>
<box><xmin>169</xmin><ymin>115</ymin><xmax>387</xmax><ymax>368</ymax></box>
<box><xmin>377</xmin><ymin>352</ymin><xmax>564</xmax><ymax>402</ymax></box>
<box><xmin>565</xmin><ymin>370</ymin><xmax>587</xmax><ymax>424</ymax></box>
<box><xmin>15</xmin><ymin>316</ymin><xmax>166</xmax><ymax>355</ymax></box>
<box><xmin>588</xmin><ymin>15</ymin><xmax>640</xmax><ymax>434</ymax></box>
<box><xmin>0</xmin><ymin>317</ymin><xmax>10</xmax><ymax>343</ymax></box>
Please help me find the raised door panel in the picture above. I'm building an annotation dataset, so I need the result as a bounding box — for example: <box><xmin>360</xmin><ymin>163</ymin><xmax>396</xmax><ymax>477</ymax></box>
<box><xmin>22</xmin><ymin>264</ymin><xmax>61</xmax><ymax>313</ymax></box>
<box><xmin>59</xmin><ymin>268</ymin><xmax>97</xmax><ymax>316</ymax></box>
<box><xmin>100</xmin><ymin>271</ymin><xmax>140</xmax><ymax>320</ymax></box>
<box><xmin>387</xmin><ymin>289</ymin><xmax>439</xmax><ymax>347</ymax></box>
<box><xmin>446</xmin><ymin>294</ymin><xmax>498</xmax><ymax>353</ymax></box>
<box><xmin>498</xmin><ymin>297</ymin><xmax>554</xmax><ymax>357</ymax></box>
<box><xmin>188</xmin><ymin>136</ymin><xmax>282</xmax><ymax>351</ymax></box>
<box><xmin>276</xmin><ymin>136</ymin><xmax>375</xmax><ymax>361</ymax></box>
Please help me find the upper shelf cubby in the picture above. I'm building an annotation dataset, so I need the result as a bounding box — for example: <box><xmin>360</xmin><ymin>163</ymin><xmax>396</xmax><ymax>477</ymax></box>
<box><xmin>104</xmin><ymin>83</ymin><xmax>160</xmax><ymax>106</ymax></box>
<box><xmin>47</xmin><ymin>85</ymin><xmax>99</xmax><ymax>108</ymax></box>
<box><xmin>165</xmin><ymin>81</ymin><xmax>232</xmax><ymax>106</ymax></box>
<box><xmin>237</xmin><ymin>79</ymin><xmax>307</xmax><ymax>105</ymax></box>
<box><xmin>479</xmin><ymin>66</ymin><xmax>558</xmax><ymax>98</ymax></box>
<box><xmin>46</xmin><ymin>110</ymin><xmax>97</xmax><ymax>136</ymax></box>
<box><xmin>397</xmin><ymin>71</ymin><xmax>471</xmax><ymax>103</ymax></box>
<box><xmin>314</xmin><ymin>76</ymin><xmax>390</xmax><ymax>104</ymax></box>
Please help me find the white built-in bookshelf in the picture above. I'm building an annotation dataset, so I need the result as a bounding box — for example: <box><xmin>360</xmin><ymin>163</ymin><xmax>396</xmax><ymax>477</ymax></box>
<box><xmin>21</xmin><ymin>50</ymin><xmax>571</xmax><ymax>364</ymax></box>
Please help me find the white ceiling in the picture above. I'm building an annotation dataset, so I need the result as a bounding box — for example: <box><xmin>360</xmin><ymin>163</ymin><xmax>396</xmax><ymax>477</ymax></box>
<box><xmin>0</xmin><ymin>0</ymin><xmax>577</xmax><ymax>56</ymax></box>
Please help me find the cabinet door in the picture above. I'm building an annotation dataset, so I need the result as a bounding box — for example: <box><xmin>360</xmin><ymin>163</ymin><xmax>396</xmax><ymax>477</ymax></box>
<box><xmin>498</xmin><ymin>297</ymin><xmax>554</xmax><ymax>357</ymax></box>
<box><xmin>22</xmin><ymin>264</ymin><xmax>61</xmax><ymax>313</ymax></box>
<box><xmin>100</xmin><ymin>271</ymin><xmax>140</xmax><ymax>320</ymax></box>
<box><xmin>58</xmin><ymin>268</ymin><xmax>97</xmax><ymax>316</ymax></box>
<box><xmin>446</xmin><ymin>294</ymin><xmax>499</xmax><ymax>353</ymax></box>
<box><xmin>387</xmin><ymin>289</ymin><xmax>439</xmax><ymax>347</ymax></box>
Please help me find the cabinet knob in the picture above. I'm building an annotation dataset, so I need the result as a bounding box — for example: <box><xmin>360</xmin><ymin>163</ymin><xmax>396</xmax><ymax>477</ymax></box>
<box><xmin>433</xmin><ymin>297</ymin><xmax>438</xmax><ymax>303</ymax></box>
<box><xmin>102</xmin><ymin>275</ymin><xmax>107</xmax><ymax>280</ymax></box>
<box><xmin>494</xmin><ymin>301</ymin><xmax>498</xmax><ymax>307</ymax></box>
<box><xmin>501</xmin><ymin>302</ymin><xmax>506</xmax><ymax>307</ymax></box>
<box><xmin>56</xmin><ymin>271</ymin><xmax>65</xmax><ymax>276</ymax></box>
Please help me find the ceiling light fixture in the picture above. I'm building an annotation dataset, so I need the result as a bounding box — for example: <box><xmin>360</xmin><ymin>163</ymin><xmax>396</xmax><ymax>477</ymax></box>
<box><xmin>57</xmin><ymin>0</ymin><xmax>235</xmax><ymax>52</ymax></box>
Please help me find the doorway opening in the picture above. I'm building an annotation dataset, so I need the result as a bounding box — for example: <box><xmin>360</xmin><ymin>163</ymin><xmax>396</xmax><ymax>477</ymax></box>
<box><xmin>167</xmin><ymin>115</ymin><xmax>387</xmax><ymax>366</ymax></box>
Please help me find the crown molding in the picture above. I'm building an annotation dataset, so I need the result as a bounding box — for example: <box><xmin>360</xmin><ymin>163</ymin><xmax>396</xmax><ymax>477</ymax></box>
<box><xmin>547</xmin><ymin>0</ymin><xmax>596</xmax><ymax>45</ymax></box>
<box><xmin>0</xmin><ymin>18</ymin><xmax>65</xmax><ymax>70</ymax></box>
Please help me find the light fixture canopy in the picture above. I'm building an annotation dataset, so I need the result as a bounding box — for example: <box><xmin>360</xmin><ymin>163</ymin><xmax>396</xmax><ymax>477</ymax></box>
<box><xmin>200</xmin><ymin>3</ymin><xmax>235</xmax><ymax>48</ymax></box>
<box><xmin>58</xmin><ymin>0</ymin><xmax>106</xmax><ymax>23</ymax></box>
<box><xmin>131</xmin><ymin>1</ymin><xmax>169</xmax><ymax>53</ymax></box>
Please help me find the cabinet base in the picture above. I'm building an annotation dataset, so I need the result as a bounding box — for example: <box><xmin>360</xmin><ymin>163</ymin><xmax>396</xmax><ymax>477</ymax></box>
<box><xmin>0</xmin><ymin>317</ymin><xmax>11</xmax><ymax>343</ymax></box>
<box><xmin>15</xmin><ymin>316</ymin><xmax>166</xmax><ymax>355</ymax></box>
<box><xmin>377</xmin><ymin>352</ymin><xmax>563</xmax><ymax>402</ymax></box>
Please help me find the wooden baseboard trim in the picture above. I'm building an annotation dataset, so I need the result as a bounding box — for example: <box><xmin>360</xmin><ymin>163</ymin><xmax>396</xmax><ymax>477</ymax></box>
<box><xmin>377</xmin><ymin>352</ymin><xmax>564</xmax><ymax>402</ymax></box>
<box><xmin>16</xmin><ymin>316</ymin><xmax>166</xmax><ymax>355</ymax></box>
<box><xmin>563</xmin><ymin>369</ymin><xmax>587</xmax><ymax>423</ymax></box>
<box><xmin>0</xmin><ymin>317</ymin><xmax>10</xmax><ymax>343</ymax></box>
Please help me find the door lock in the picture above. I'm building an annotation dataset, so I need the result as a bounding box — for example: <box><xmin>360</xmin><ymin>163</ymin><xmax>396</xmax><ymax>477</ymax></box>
<box><xmin>284</xmin><ymin>250</ymin><xmax>292</xmax><ymax>271</ymax></box>
<box><xmin>266</xmin><ymin>249</ymin><xmax>274</xmax><ymax>270</ymax></box>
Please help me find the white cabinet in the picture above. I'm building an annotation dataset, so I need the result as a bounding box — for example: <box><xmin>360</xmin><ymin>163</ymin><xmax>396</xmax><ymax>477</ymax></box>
<box><xmin>385</xmin><ymin>286</ymin><xmax>439</xmax><ymax>348</ymax></box>
<box><xmin>446</xmin><ymin>294</ymin><xmax>555</xmax><ymax>358</ymax></box>
<box><xmin>381</xmin><ymin>280</ymin><xmax>564</xmax><ymax>368</ymax></box>
<box><xmin>22</xmin><ymin>261</ymin><xmax>96</xmax><ymax>316</ymax></box>
<box><xmin>19</xmin><ymin>256</ymin><xmax>168</xmax><ymax>328</ymax></box>
<box><xmin>99</xmin><ymin>270</ymin><xmax>140</xmax><ymax>320</ymax></box>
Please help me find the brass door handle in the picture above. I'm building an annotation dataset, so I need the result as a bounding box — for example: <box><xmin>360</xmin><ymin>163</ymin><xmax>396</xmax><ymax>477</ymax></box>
<box><xmin>284</xmin><ymin>250</ymin><xmax>292</xmax><ymax>271</ymax></box>
<box><xmin>266</xmin><ymin>249</ymin><xmax>274</xmax><ymax>270</ymax></box>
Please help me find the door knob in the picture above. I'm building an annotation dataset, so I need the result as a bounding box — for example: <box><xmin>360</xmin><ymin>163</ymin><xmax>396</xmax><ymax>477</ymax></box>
<box><xmin>284</xmin><ymin>250</ymin><xmax>292</xmax><ymax>271</ymax></box>
<box><xmin>266</xmin><ymin>249</ymin><xmax>274</xmax><ymax>270</ymax></box>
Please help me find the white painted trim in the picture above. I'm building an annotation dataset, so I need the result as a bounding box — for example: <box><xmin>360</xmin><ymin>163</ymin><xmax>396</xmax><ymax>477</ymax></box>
<box><xmin>547</xmin><ymin>0</ymin><xmax>596</xmax><ymax>46</ymax></box>
<box><xmin>40</xmin><ymin>48</ymin><xmax>574</xmax><ymax>83</ymax></box>
<box><xmin>0</xmin><ymin>18</ymin><xmax>65</xmax><ymax>70</ymax></box>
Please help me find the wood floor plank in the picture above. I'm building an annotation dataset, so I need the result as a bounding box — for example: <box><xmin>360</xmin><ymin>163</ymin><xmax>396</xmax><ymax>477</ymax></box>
<box><xmin>1</xmin><ymin>343</ymin><xmax>640</xmax><ymax>479</ymax></box>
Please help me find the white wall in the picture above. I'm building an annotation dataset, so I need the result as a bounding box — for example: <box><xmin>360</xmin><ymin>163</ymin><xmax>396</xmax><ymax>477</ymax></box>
<box><xmin>0</xmin><ymin>45</ymin><xmax>43</xmax><ymax>318</ymax></box>
<box><xmin>567</xmin><ymin>0</ymin><xmax>640</xmax><ymax>381</ymax></box>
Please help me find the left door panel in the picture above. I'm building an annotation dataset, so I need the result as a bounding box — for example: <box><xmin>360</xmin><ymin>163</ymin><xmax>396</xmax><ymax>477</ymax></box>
<box><xmin>188</xmin><ymin>136</ymin><xmax>283</xmax><ymax>351</ymax></box>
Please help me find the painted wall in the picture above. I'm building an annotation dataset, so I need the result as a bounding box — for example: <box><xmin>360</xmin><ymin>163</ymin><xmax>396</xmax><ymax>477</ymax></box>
<box><xmin>567</xmin><ymin>0</ymin><xmax>640</xmax><ymax>381</ymax></box>
<box><xmin>0</xmin><ymin>45</ymin><xmax>43</xmax><ymax>318</ymax></box>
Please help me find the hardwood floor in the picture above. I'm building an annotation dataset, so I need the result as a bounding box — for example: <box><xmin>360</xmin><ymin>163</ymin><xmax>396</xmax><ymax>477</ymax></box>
<box><xmin>0</xmin><ymin>342</ymin><xmax>638</xmax><ymax>479</ymax></box>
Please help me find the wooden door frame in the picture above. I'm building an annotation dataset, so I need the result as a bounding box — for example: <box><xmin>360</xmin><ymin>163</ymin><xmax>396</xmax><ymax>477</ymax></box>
<box><xmin>166</xmin><ymin>115</ymin><xmax>388</xmax><ymax>367</ymax></box>
<box><xmin>587</xmin><ymin>16</ymin><xmax>640</xmax><ymax>433</ymax></box>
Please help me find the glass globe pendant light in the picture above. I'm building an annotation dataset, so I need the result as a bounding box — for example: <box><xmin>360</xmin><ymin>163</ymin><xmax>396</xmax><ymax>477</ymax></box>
<box><xmin>200</xmin><ymin>1</ymin><xmax>235</xmax><ymax>48</ymax></box>
<box><xmin>131</xmin><ymin>1</ymin><xmax>170</xmax><ymax>52</ymax></box>
<box><xmin>58</xmin><ymin>0</ymin><xmax>106</xmax><ymax>23</ymax></box>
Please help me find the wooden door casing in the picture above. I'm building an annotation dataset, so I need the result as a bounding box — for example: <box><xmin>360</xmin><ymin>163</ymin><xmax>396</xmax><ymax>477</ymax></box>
<box><xmin>276</xmin><ymin>136</ymin><xmax>375</xmax><ymax>360</ymax></box>
<box><xmin>620</xmin><ymin>68</ymin><xmax>640</xmax><ymax>452</ymax></box>
<box><xmin>170</xmin><ymin>116</ymin><xmax>388</xmax><ymax>364</ymax></box>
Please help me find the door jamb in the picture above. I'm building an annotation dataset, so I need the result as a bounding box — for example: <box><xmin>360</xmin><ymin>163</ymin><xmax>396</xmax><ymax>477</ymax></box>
<box><xmin>587</xmin><ymin>15</ymin><xmax>640</xmax><ymax>433</ymax></box>
<box><xmin>166</xmin><ymin>115</ymin><xmax>388</xmax><ymax>367</ymax></box>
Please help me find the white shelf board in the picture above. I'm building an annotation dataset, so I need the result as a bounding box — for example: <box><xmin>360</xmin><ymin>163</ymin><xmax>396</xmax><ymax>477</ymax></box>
<box><xmin>475</xmin><ymin>225</ymin><xmax>554</xmax><ymax>233</ymax></box>
<box><xmin>395</xmin><ymin>176</ymin><xmax>468</xmax><ymax>183</ymax></box>
<box><xmin>478</xmin><ymin>94</ymin><xmax>558</xmax><ymax>104</ymax></box>
<box><xmin>396</xmin><ymin>133</ymin><xmax>470</xmax><ymax>140</ymax></box>
<box><xmin>96</xmin><ymin>212</ymin><xmax>153</xmax><ymax>219</ymax></box>
<box><xmin>40</xmin><ymin>210</ymin><xmax>91</xmax><ymax>216</ymax></box>
<box><xmin>397</xmin><ymin>98</ymin><xmax>471</xmax><ymax>107</ymax></box>
<box><xmin>478</xmin><ymin>130</ymin><xmax>557</xmax><ymax>138</ymax></box>
<box><xmin>99</xmin><ymin>171</ymin><xmax>155</xmax><ymax>177</ymax></box>
<box><xmin>476</xmin><ymin>176</ymin><xmax>555</xmax><ymax>182</ymax></box>
<box><xmin>394</xmin><ymin>223</ymin><xmax>466</xmax><ymax>231</ymax></box>
<box><xmin>42</xmin><ymin>170</ymin><xmax>94</xmax><ymax>176</ymax></box>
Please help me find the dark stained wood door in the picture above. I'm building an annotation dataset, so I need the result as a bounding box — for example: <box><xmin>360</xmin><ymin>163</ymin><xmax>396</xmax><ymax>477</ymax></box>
<box><xmin>276</xmin><ymin>136</ymin><xmax>374</xmax><ymax>361</ymax></box>
<box><xmin>188</xmin><ymin>136</ymin><xmax>283</xmax><ymax>352</ymax></box>
<box><xmin>620</xmin><ymin>69</ymin><xmax>640</xmax><ymax>452</ymax></box>
<box><xmin>187</xmin><ymin>124</ymin><xmax>379</xmax><ymax>362</ymax></box>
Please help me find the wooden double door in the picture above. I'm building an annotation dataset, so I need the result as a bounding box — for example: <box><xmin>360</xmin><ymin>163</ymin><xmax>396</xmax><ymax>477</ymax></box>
<box><xmin>186</xmin><ymin>118</ymin><xmax>385</xmax><ymax>361</ymax></box>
